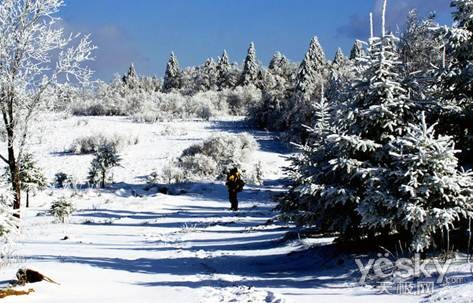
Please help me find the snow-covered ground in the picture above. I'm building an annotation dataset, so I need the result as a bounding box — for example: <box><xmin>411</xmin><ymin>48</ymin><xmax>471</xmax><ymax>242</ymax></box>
<box><xmin>0</xmin><ymin>116</ymin><xmax>470</xmax><ymax>302</ymax></box>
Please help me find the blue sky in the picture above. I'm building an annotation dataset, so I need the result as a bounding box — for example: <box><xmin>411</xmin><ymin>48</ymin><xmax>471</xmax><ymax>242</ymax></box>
<box><xmin>60</xmin><ymin>0</ymin><xmax>452</xmax><ymax>80</ymax></box>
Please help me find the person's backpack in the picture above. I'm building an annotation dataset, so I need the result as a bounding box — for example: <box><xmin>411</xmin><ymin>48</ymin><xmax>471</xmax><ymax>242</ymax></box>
<box><xmin>236</xmin><ymin>178</ymin><xmax>245</xmax><ymax>192</ymax></box>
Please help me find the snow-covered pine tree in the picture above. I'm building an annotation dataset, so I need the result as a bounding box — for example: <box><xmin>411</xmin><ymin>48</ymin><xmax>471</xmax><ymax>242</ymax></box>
<box><xmin>333</xmin><ymin>48</ymin><xmax>346</xmax><ymax>66</ymax></box>
<box><xmin>217</xmin><ymin>50</ymin><xmax>232</xmax><ymax>90</ymax></box>
<box><xmin>269</xmin><ymin>52</ymin><xmax>288</xmax><ymax>74</ymax></box>
<box><xmin>268</xmin><ymin>51</ymin><xmax>295</xmax><ymax>86</ymax></box>
<box><xmin>18</xmin><ymin>154</ymin><xmax>47</xmax><ymax>208</ymax></box>
<box><xmin>360</xmin><ymin>113</ymin><xmax>473</xmax><ymax>252</ymax></box>
<box><xmin>122</xmin><ymin>63</ymin><xmax>139</xmax><ymax>90</ymax></box>
<box><xmin>282</xmin><ymin>2</ymin><xmax>417</xmax><ymax>239</ymax></box>
<box><xmin>349</xmin><ymin>39</ymin><xmax>365</xmax><ymax>60</ymax></box>
<box><xmin>4</xmin><ymin>153</ymin><xmax>47</xmax><ymax>208</ymax></box>
<box><xmin>50</xmin><ymin>196</ymin><xmax>74</xmax><ymax>224</ymax></box>
<box><xmin>196</xmin><ymin>58</ymin><xmax>218</xmax><ymax>91</ymax></box>
<box><xmin>322</xmin><ymin>3</ymin><xmax>417</xmax><ymax>239</ymax></box>
<box><xmin>162</xmin><ymin>52</ymin><xmax>182</xmax><ymax>92</ymax></box>
<box><xmin>279</xmin><ymin>85</ymin><xmax>344</xmax><ymax>228</ymax></box>
<box><xmin>289</xmin><ymin>36</ymin><xmax>327</xmax><ymax>142</ymax></box>
<box><xmin>88</xmin><ymin>144</ymin><xmax>122</xmax><ymax>188</ymax></box>
<box><xmin>293</xmin><ymin>36</ymin><xmax>326</xmax><ymax>101</ymax></box>
<box><xmin>239</xmin><ymin>42</ymin><xmax>260</xmax><ymax>86</ymax></box>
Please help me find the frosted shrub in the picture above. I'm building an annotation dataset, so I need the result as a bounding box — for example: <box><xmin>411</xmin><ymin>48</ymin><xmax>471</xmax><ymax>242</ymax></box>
<box><xmin>49</xmin><ymin>197</ymin><xmax>74</xmax><ymax>223</ymax></box>
<box><xmin>179</xmin><ymin>154</ymin><xmax>218</xmax><ymax>179</ymax></box>
<box><xmin>148</xmin><ymin>163</ymin><xmax>185</xmax><ymax>185</ymax></box>
<box><xmin>193</xmin><ymin>90</ymin><xmax>229</xmax><ymax>114</ymax></box>
<box><xmin>185</xmin><ymin>94</ymin><xmax>214</xmax><ymax>120</ymax></box>
<box><xmin>227</xmin><ymin>85</ymin><xmax>262</xmax><ymax>115</ymax></box>
<box><xmin>69</xmin><ymin>133</ymin><xmax>139</xmax><ymax>154</ymax></box>
<box><xmin>148</xmin><ymin>133</ymin><xmax>258</xmax><ymax>184</ymax></box>
<box><xmin>131</xmin><ymin>100</ymin><xmax>161</xmax><ymax>123</ymax></box>
<box><xmin>179</xmin><ymin>133</ymin><xmax>258</xmax><ymax>179</ymax></box>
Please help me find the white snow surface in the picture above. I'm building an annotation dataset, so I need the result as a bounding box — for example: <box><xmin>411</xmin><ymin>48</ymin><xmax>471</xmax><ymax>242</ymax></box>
<box><xmin>0</xmin><ymin>115</ymin><xmax>465</xmax><ymax>302</ymax></box>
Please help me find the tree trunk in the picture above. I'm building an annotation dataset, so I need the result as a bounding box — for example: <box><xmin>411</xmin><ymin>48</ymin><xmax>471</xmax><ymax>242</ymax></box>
<box><xmin>8</xmin><ymin>145</ymin><xmax>21</xmax><ymax>215</ymax></box>
<box><xmin>3</xmin><ymin>107</ymin><xmax>21</xmax><ymax>216</ymax></box>
<box><xmin>101</xmin><ymin>171</ymin><xmax>105</xmax><ymax>188</ymax></box>
<box><xmin>26</xmin><ymin>190</ymin><xmax>29</xmax><ymax>208</ymax></box>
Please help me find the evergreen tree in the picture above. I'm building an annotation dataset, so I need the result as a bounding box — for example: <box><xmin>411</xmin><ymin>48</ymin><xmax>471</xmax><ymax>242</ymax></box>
<box><xmin>281</xmin><ymin>19</ymin><xmax>416</xmax><ymax>239</ymax></box>
<box><xmin>4</xmin><ymin>153</ymin><xmax>47</xmax><ymax>208</ymax></box>
<box><xmin>360</xmin><ymin>113</ymin><xmax>473</xmax><ymax>251</ymax></box>
<box><xmin>349</xmin><ymin>40</ymin><xmax>365</xmax><ymax>60</ymax></box>
<box><xmin>217</xmin><ymin>50</ymin><xmax>231</xmax><ymax>89</ymax></box>
<box><xmin>288</xmin><ymin>36</ymin><xmax>327</xmax><ymax>142</ymax></box>
<box><xmin>162</xmin><ymin>52</ymin><xmax>182</xmax><ymax>92</ymax></box>
<box><xmin>196</xmin><ymin>58</ymin><xmax>218</xmax><ymax>91</ymax></box>
<box><xmin>50</xmin><ymin>197</ymin><xmax>74</xmax><ymax>224</ymax></box>
<box><xmin>332</xmin><ymin>48</ymin><xmax>346</xmax><ymax>66</ymax></box>
<box><xmin>88</xmin><ymin>144</ymin><xmax>122</xmax><ymax>188</ymax></box>
<box><xmin>294</xmin><ymin>36</ymin><xmax>326</xmax><ymax>101</ymax></box>
<box><xmin>207</xmin><ymin>58</ymin><xmax>219</xmax><ymax>90</ymax></box>
<box><xmin>122</xmin><ymin>63</ymin><xmax>139</xmax><ymax>90</ymax></box>
<box><xmin>268</xmin><ymin>51</ymin><xmax>295</xmax><ymax>86</ymax></box>
<box><xmin>239</xmin><ymin>42</ymin><xmax>260</xmax><ymax>86</ymax></box>
<box><xmin>279</xmin><ymin>86</ymin><xmax>341</xmax><ymax>228</ymax></box>
<box><xmin>268</xmin><ymin>52</ymin><xmax>288</xmax><ymax>73</ymax></box>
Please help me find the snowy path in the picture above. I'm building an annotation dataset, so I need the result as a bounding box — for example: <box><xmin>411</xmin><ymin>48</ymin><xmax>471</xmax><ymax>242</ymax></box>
<box><xmin>0</xmin><ymin>117</ymin><xmax>423</xmax><ymax>302</ymax></box>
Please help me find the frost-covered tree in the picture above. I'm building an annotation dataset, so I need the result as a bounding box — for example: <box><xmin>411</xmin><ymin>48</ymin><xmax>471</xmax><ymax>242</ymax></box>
<box><xmin>281</xmin><ymin>1</ymin><xmax>419</xmax><ymax>239</ymax></box>
<box><xmin>140</xmin><ymin>76</ymin><xmax>161</xmax><ymax>92</ymax></box>
<box><xmin>350</xmin><ymin>40</ymin><xmax>365</xmax><ymax>60</ymax></box>
<box><xmin>400</xmin><ymin>11</ymin><xmax>443</xmax><ymax>75</ymax></box>
<box><xmin>269</xmin><ymin>52</ymin><xmax>288</xmax><ymax>74</ymax></box>
<box><xmin>163</xmin><ymin>52</ymin><xmax>182</xmax><ymax>92</ymax></box>
<box><xmin>288</xmin><ymin>36</ymin><xmax>327</xmax><ymax>142</ymax></box>
<box><xmin>196</xmin><ymin>58</ymin><xmax>218</xmax><ymax>91</ymax></box>
<box><xmin>360</xmin><ymin>113</ymin><xmax>473</xmax><ymax>252</ymax></box>
<box><xmin>239</xmin><ymin>42</ymin><xmax>260</xmax><ymax>86</ymax></box>
<box><xmin>4</xmin><ymin>153</ymin><xmax>47</xmax><ymax>208</ymax></box>
<box><xmin>332</xmin><ymin>48</ymin><xmax>346</xmax><ymax>66</ymax></box>
<box><xmin>88</xmin><ymin>144</ymin><xmax>122</xmax><ymax>188</ymax></box>
<box><xmin>279</xmin><ymin>86</ymin><xmax>341</xmax><ymax>228</ymax></box>
<box><xmin>216</xmin><ymin>50</ymin><xmax>232</xmax><ymax>90</ymax></box>
<box><xmin>268</xmin><ymin>51</ymin><xmax>295</xmax><ymax>84</ymax></box>
<box><xmin>122</xmin><ymin>63</ymin><xmax>139</xmax><ymax>90</ymax></box>
<box><xmin>0</xmin><ymin>0</ymin><xmax>94</xmax><ymax>213</ymax></box>
<box><xmin>293</xmin><ymin>36</ymin><xmax>326</xmax><ymax>101</ymax></box>
<box><xmin>249</xmin><ymin>69</ymin><xmax>289</xmax><ymax>130</ymax></box>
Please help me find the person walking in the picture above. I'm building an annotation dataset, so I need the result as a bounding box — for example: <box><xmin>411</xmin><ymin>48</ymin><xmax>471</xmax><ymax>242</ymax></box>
<box><xmin>226</xmin><ymin>167</ymin><xmax>244</xmax><ymax>211</ymax></box>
